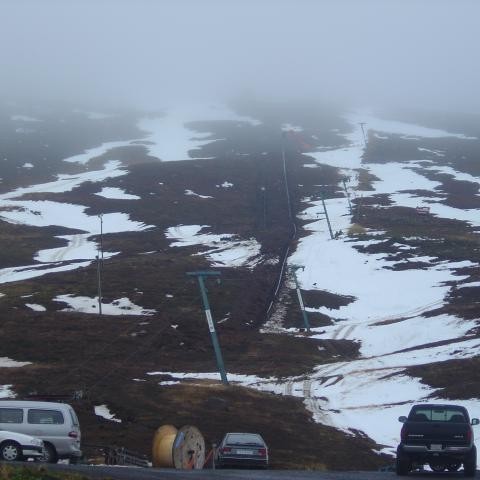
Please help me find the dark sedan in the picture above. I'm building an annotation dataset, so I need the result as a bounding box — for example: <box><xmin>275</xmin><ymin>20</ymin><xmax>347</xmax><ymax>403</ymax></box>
<box><xmin>215</xmin><ymin>432</ymin><xmax>269</xmax><ymax>469</ymax></box>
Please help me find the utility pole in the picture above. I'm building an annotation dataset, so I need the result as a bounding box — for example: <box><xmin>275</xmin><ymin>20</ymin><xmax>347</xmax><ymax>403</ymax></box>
<box><xmin>186</xmin><ymin>271</ymin><xmax>228</xmax><ymax>385</ymax></box>
<box><xmin>281</xmin><ymin>131</ymin><xmax>293</xmax><ymax>222</ymax></box>
<box><xmin>291</xmin><ymin>266</ymin><xmax>310</xmax><ymax>332</ymax></box>
<box><xmin>342</xmin><ymin>178</ymin><xmax>352</xmax><ymax>215</ymax></box>
<box><xmin>98</xmin><ymin>214</ymin><xmax>104</xmax><ymax>263</ymax></box>
<box><xmin>97</xmin><ymin>214</ymin><xmax>104</xmax><ymax>316</ymax></box>
<box><xmin>359</xmin><ymin>122</ymin><xmax>367</xmax><ymax>146</ymax></box>
<box><xmin>260</xmin><ymin>186</ymin><xmax>266</xmax><ymax>229</ymax></box>
<box><xmin>321</xmin><ymin>192</ymin><xmax>334</xmax><ymax>240</ymax></box>
<box><xmin>96</xmin><ymin>255</ymin><xmax>102</xmax><ymax>316</ymax></box>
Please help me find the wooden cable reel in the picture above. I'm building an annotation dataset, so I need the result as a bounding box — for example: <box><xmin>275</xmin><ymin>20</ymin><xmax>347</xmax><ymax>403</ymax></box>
<box><xmin>152</xmin><ymin>424</ymin><xmax>205</xmax><ymax>469</ymax></box>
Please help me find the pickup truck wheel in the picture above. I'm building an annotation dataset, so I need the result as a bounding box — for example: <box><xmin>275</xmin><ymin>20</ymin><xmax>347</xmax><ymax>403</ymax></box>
<box><xmin>464</xmin><ymin>446</ymin><xmax>477</xmax><ymax>477</ymax></box>
<box><xmin>396</xmin><ymin>451</ymin><xmax>410</xmax><ymax>476</ymax></box>
<box><xmin>430</xmin><ymin>462</ymin><xmax>446</xmax><ymax>472</ymax></box>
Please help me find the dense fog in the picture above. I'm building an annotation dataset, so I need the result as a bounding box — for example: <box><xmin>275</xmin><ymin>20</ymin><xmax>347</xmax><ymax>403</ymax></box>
<box><xmin>2</xmin><ymin>0</ymin><xmax>480</xmax><ymax>113</ymax></box>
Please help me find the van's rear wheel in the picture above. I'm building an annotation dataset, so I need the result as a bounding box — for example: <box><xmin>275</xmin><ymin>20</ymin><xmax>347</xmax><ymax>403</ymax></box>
<box><xmin>38</xmin><ymin>443</ymin><xmax>58</xmax><ymax>464</ymax></box>
<box><xmin>0</xmin><ymin>441</ymin><xmax>22</xmax><ymax>461</ymax></box>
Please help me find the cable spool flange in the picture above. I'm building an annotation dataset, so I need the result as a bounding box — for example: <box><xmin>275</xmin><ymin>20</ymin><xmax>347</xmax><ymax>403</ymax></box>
<box><xmin>152</xmin><ymin>424</ymin><xmax>205</xmax><ymax>469</ymax></box>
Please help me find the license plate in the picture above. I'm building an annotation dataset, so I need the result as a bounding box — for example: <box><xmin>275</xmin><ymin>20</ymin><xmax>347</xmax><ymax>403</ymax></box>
<box><xmin>236</xmin><ymin>449</ymin><xmax>254</xmax><ymax>455</ymax></box>
<box><xmin>431</xmin><ymin>444</ymin><xmax>442</xmax><ymax>451</ymax></box>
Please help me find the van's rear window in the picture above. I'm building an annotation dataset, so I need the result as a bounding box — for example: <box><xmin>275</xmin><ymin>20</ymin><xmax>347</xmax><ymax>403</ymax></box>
<box><xmin>28</xmin><ymin>409</ymin><xmax>64</xmax><ymax>425</ymax></box>
<box><xmin>69</xmin><ymin>409</ymin><xmax>79</xmax><ymax>426</ymax></box>
<box><xmin>0</xmin><ymin>408</ymin><xmax>23</xmax><ymax>423</ymax></box>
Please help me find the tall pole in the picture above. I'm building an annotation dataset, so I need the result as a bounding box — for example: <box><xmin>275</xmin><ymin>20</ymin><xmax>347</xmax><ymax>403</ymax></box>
<box><xmin>281</xmin><ymin>131</ymin><xmax>293</xmax><ymax>222</ymax></box>
<box><xmin>260</xmin><ymin>186</ymin><xmax>266</xmax><ymax>229</ymax></box>
<box><xmin>187</xmin><ymin>271</ymin><xmax>228</xmax><ymax>385</ymax></box>
<box><xmin>291</xmin><ymin>266</ymin><xmax>310</xmax><ymax>332</ymax></box>
<box><xmin>321</xmin><ymin>192</ymin><xmax>334</xmax><ymax>240</ymax></box>
<box><xmin>98</xmin><ymin>214</ymin><xmax>104</xmax><ymax>263</ymax></box>
<box><xmin>359</xmin><ymin>122</ymin><xmax>367</xmax><ymax>146</ymax></box>
<box><xmin>97</xmin><ymin>214</ymin><xmax>104</xmax><ymax>316</ymax></box>
<box><xmin>342</xmin><ymin>178</ymin><xmax>352</xmax><ymax>215</ymax></box>
<box><xmin>96</xmin><ymin>255</ymin><xmax>102</xmax><ymax>316</ymax></box>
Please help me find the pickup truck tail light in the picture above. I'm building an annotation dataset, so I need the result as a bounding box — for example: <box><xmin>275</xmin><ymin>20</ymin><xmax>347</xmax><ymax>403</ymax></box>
<box><xmin>401</xmin><ymin>425</ymin><xmax>407</xmax><ymax>442</ymax></box>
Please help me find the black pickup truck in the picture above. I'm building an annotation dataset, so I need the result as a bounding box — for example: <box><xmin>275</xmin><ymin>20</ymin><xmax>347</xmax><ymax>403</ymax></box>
<box><xmin>396</xmin><ymin>404</ymin><xmax>479</xmax><ymax>476</ymax></box>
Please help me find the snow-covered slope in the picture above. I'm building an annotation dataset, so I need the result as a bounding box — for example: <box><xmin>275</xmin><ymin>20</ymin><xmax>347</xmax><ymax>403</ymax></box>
<box><xmin>1</xmin><ymin>103</ymin><xmax>478</xmax><ymax>463</ymax></box>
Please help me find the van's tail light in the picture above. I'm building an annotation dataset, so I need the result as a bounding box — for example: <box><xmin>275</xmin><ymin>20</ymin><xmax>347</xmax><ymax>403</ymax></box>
<box><xmin>68</xmin><ymin>431</ymin><xmax>78</xmax><ymax>439</ymax></box>
<box><xmin>220</xmin><ymin>447</ymin><xmax>231</xmax><ymax>454</ymax></box>
<box><xmin>401</xmin><ymin>425</ymin><xmax>407</xmax><ymax>442</ymax></box>
<box><xmin>466</xmin><ymin>429</ymin><xmax>472</xmax><ymax>442</ymax></box>
<box><xmin>258</xmin><ymin>448</ymin><xmax>266</xmax><ymax>457</ymax></box>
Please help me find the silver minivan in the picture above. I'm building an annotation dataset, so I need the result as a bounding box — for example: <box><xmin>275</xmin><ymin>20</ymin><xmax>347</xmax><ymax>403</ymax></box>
<box><xmin>0</xmin><ymin>400</ymin><xmax>82</xmax><ymax>463</ymax></box>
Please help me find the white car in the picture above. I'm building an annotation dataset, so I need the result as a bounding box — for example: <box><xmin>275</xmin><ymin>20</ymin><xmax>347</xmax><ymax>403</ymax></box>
<box><xmin>0</xmin><ymin>430</ymin><xmax>44</xmax><ymax>461</ymax></box>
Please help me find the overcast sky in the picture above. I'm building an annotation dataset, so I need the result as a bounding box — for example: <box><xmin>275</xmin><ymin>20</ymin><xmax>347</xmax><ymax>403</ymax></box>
<box><xmin>1</xmin><ymin>0</ymin><xmax>479</xmax><ymax>113</ymax></box>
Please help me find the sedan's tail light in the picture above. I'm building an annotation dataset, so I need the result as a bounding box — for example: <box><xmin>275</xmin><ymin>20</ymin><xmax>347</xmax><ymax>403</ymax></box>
<box><xmin>220</xmin><ymin>447</ymin><xmax>231</xmax><ymax>454</ymax></box>
<box><xmin>68</xmin><ymin>431</ymin><xmax>78</xmax><ymax>439</ymax></box>
<box><xmin>258</xmin><ymin>448</ymin><xmax>267</xmax><ymax>457</ymax></box>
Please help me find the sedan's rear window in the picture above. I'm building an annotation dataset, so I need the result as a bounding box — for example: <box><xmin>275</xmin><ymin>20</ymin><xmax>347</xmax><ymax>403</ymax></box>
<box><xmin>28</xmin><ymin>409</ymin><xmax>64</xmax><ymax>425</ymax></box>
<box><xmin>226</xmin><ymin>433</ymin><xmax>264</xmax><ymax>445</ymax></box>
<box><xmin>410</xmin><ymin>408</ymin><xmax>467</xmax><ymax>423</ymax></box>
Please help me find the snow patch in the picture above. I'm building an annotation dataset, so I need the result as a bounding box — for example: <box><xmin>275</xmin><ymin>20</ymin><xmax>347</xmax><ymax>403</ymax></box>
<box><xmin>55</xmin><ymin>295</ymin><xmax>156</xmax><ymax>316</ymax></box>
<box><xmin>94</xmin><ymin>405</ymin><xmax>122</xmax><ymax>422</ymax></box>
<box><xmin>25</xmin><ymin>303</ymin><xmax>46</xmax><ymax>312</ymax></box>
<box><xmin>95</xmin><ymin>187</ymin><xmax>140</xmax><ymax>200</ymax></box>
<box><xmin>165</xmin><ymin>224</ymin><xmax>262</xmax><ymax>268</ymax></box>
<box><xmin>0</xmin><ymin>357</ymin><xmax>31</xmax><ymax>368</ymax></box>
<box><xmin>184</xmin><ymin>189</ymin><xmax>213</xmax><ymax>199</ymax></box>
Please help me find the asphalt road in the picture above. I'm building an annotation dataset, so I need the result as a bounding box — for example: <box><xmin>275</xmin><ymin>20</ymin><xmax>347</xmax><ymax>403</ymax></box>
<box><xmin>42</xmin><ymin>464</ymin><xmax>475</xmax><ymax>480</ymax></box>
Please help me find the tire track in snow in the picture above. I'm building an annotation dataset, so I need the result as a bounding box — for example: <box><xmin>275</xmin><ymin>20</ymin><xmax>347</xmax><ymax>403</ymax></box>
<box><xmin>284</xmin><ymin>381</ymin><xmax>293</xmax><ymax>395</ymax></box>
<box><xmin>49</xmin><ymin>234</ymin><xmax>89</xmax><ymax>262</ymax></box>
<box><xmin>340</xmin><ymin>324</ymin><xmax>356</xmax><ymax>339</ymax></box>
<box><xmin>331</xmin><ymin>325</ymin><xmax>348</xmax><ymax>340</ymax></box>
<box><xmin>302</xmin><ymin>379</ymin><xmax>312</xmax><ymax>398</ymax></box>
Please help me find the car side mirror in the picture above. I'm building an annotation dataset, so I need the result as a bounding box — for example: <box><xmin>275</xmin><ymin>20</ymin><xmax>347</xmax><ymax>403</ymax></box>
<box><xmin>398</xmin><ymin>416</ymin><xmax>407</xmax><ymax>423</ymax></box>
<box><xmin>471</xmin><ymin>418</ymin><xmax>479</xmax><ymax>426</ymax></box>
